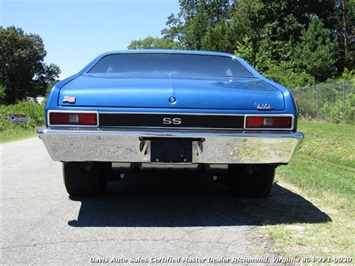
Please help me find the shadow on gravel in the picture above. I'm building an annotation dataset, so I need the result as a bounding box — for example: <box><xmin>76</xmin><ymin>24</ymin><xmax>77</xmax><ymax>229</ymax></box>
<box><xmin>68</xmin><ymin>170</ymin><xmax>331</xmax><ymax>227</ymax></box>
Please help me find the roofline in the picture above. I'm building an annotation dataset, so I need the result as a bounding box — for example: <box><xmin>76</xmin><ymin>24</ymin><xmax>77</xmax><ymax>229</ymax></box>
<box><xmin>99</xmin><ymin>49</ymin><xmax>236</xmax><ymax>58</ymax></box>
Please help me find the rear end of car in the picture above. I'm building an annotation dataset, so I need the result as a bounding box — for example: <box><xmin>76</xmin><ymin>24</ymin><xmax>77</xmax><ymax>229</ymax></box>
<box><xmin>38</xmin><ymin>50</ymin><xmax>303</xmax><ymax>197</ymax></box>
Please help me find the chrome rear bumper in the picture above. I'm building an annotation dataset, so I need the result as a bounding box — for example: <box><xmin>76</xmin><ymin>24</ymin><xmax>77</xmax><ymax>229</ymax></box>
<box><xmin>38</xmin><ymin>127</ymin><xmax>303</xmax><ymax>165</ymax></box>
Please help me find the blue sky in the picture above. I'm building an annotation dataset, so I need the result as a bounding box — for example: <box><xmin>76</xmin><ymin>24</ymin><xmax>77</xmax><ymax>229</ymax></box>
<box><xmin>1</xmin><ymin>0</ymin><xmax>180</xmax><ymax>79</ymax></box>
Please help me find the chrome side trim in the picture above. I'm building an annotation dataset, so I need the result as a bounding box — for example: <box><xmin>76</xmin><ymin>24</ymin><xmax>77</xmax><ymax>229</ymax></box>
<box><xmin>38</xmin><ymin>127</ymin><xmax>304</xmax><ymax>165</ymax></box>
<box><xmin>99</xmin><ymin>111</ymin><xmax>246</xmax><ymax>117</ymax></box>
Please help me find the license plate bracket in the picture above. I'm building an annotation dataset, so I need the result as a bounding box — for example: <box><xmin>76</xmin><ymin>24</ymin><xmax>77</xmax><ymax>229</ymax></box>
<box><xmin>151</xmin><ymin>138</ymin><xmax>192</xmax><ymax>163</ymax></box>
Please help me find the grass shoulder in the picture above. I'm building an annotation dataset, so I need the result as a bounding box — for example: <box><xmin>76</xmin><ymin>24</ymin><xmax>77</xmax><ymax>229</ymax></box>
<box><xmin>244</xmin><ymin>121</ymin><xmax>355</xmax><ymax>262</ymax></box>
<box><xmin>0</xmin><ymin>128</ymin><xmax>37</xmax><ymax>144</ymax></box>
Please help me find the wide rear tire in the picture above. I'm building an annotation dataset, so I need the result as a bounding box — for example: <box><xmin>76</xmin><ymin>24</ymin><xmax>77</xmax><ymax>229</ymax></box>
<box><xmin>63</xmin><ymin>162</ymin><xmax>108</xmax><ymax>196</ymax></box>
<box><xmin>228</xmin><ymin>164</ymin><xmax>275</xmax><ymax>198</ymax></box>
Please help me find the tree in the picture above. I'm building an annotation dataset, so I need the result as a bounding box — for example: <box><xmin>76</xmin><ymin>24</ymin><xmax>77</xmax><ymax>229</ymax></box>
<box><xmin>127</xmin><ymin>36</ymin><xmax>181</xmax><ymax>49</ymax></box>
<box><xmin>0</xmin><ymin>26</ymin><xmax>61</xmax><ymax>104</ymax></box>
<box><xmin>162</xmin><ymin>0</ymin><xmax>233</xmax><ymax>49</ymax></box>
<box><xmin>234</xmin><ymin>36</ymin><xmax>258</xmax><ymax>66</ymax></box>
<box><xmin>184</xmin><ymin>2</ymin><xmax>210</xmax><ymax>50</ymax></box>
<box><xmin>292</xmin><ymin>17</ymin><xmax>339</xmax><ymax>83</ymax></box>
<box><xmin>201</xmin><ymin>20</ymin><xmax>237</xmax><ymax>53</ymax></box>
<box><xmin>262</xmin><ymin>62</ymin><xmax>315</xmax><ymax>88</ymax></box>
<box><xmin>333</xmin><ymin>0</ymin><xmax>355</xmax><ymax>70</ymax></box>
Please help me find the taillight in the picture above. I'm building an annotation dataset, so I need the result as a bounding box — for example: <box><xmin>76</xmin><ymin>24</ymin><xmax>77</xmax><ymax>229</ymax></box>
<box><xmin>50</xmin><ymin>112</ymin><xmax>97</xmax><ymax>126</ymax></box>
<box><xmin>246</xmin><ymin>116</ymin><xmax>292</xmax><ymax>129</ymax></box>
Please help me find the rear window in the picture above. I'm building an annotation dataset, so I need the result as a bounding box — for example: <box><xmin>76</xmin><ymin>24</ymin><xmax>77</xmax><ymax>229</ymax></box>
<box><xmin>87</xmin><ymin>53</ymin><xmax>253</xmax><ymax>78</ymax></box>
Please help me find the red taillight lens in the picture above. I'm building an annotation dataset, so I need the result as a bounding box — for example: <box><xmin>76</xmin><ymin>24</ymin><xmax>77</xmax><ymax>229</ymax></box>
<box><xmin>246</xmin><ymin>116</ymin><xmax>292</xmax><ymax>129</ymax></box>
<box><xmin>50</xmin><ymin>113</ymin><xmax>97</xmax><ymax>125</ymax></box>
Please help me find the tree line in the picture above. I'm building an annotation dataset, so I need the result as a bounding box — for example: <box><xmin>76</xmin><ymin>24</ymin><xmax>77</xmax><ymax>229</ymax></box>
<box><xmin>128</xmin><ymin>0</ymin><xmax>355</xmax><ymax>88</ymax></box>
<box><xmin>0</xmin><ymin>26</ymin><xmax>61</xmax><ymax>105</ymax></box>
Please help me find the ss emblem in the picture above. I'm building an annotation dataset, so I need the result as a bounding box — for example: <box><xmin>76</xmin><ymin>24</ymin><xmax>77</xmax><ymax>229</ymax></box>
<box><xmin>162</xmin><ymin>117</ymin><xmax>182</xmax><ymax>125</ymax></box>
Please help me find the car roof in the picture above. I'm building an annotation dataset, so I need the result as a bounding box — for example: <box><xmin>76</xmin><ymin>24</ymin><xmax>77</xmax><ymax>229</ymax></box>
<box><xmin>98</xmin><ymin>49</ymin><xmax>236</xmax><ymax>58</ymax></box>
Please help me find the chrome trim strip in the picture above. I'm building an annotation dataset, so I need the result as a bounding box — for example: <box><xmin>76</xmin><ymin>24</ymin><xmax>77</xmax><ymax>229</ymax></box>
<box><xmin>98</xmin><ymin>111</ymin><xmax>246</xmax><ymax>117</ymax></box>
<box><xmin>38</xmin><ymin>127</ymin><xmax>304</xmax><ymax>165</ymax></box>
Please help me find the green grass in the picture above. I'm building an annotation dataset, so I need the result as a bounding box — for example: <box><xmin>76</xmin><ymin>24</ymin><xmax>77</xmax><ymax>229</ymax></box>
<box><xmin>0</xmin><ymin>128</ymin><xmax>37</xmax><ymax>143</ymax></box>
<box><xmin>279</xmin><ymin>121</ymin><xmax>354</xmax><ymax>212</ymax></box>
<box><xmin>245</xmin><ymin>121</ymin><xmax>355</xmax><ymax>263</ymax></box>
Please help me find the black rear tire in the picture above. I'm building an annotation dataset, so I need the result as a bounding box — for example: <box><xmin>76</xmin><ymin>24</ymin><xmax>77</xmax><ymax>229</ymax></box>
<box><xmin>63</xmin><ymin>162</ymin><xmax>108</xmax><ymax>196</ymax></box>
<box><xmin>228</xmin><ymin>164</ymin><xmax>275</xmax><ymax>198</ymax></box>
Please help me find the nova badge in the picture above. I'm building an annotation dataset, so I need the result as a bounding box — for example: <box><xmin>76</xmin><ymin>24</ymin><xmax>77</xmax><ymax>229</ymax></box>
<box><xmin>255</xmin><ymin>102</ymin><xmax>273</xmax><ymax>110</ymax></box>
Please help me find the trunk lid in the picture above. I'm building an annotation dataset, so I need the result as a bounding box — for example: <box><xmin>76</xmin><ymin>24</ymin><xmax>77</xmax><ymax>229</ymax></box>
<box><xmin>58</xmin><ymin>75</ymin><xmax>285</xmax><ymax>110</ymax></box>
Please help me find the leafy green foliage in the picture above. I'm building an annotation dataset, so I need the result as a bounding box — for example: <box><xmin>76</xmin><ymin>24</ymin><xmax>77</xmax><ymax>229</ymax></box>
<box><xmin>129</xmin><ymin>0</ymin><xmax>355</xmax><ymax>87</ymax></box>
<box><xmin>0</xmin><ymin>84</ymin><xmax>6</xmax><ymax>105</ymax></box>
<box><xmin>0</xmin><ymin>101</ymin><xmax>45</xmax><ymax>128</ymax></box>
<box><xmin>0</xmin><ymin>26</ymin><xmax>61</xmax><ymax>104</ymax></box>
<box><xmin>201</xmin><ymin>21</ymin><xmax>236</xmax><ymax>53</ymax></box>
<box><xmin>263</xmin><ymin>63</ymin><xmax>315</xmax><ymax>89</ymax></box>
<box><xmin>161</xmin><ymin>0</ymin><xmax>233</xmax><ymax>45</ymax></box>
<box><xmin>127</xmin><ymin>36</ymin><xmax>181</xmax><ymax>50</ymax></box>
<box><xmin>292</xmin><ymin>17</ymin><xmax>338</xmax><ymax>83</ymax></box>
<box><xmin>0</xmin><ymin>101</ymin><xmax>45</xmax><ymax>143</ymax></box>
<box><xmin>333</xmin><ymin>0</ymin><xmax>355</xmax><ymax>69</ymax></box>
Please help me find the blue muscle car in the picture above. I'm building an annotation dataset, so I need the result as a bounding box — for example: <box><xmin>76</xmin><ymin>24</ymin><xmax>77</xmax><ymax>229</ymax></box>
<box><xmin>38</xmin><ymin>50</ymin><xmax>303</xmax><ymax>197</ymax></box>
